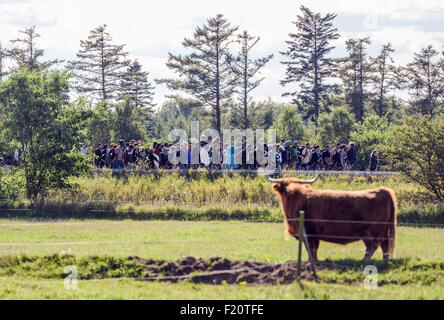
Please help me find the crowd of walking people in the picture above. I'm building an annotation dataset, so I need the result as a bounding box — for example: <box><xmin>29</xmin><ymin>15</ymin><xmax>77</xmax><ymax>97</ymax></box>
<box><xmin>1</xmin><ymin>137</ymin><xmax>380</xmax><ymax>172</ymax></box>
<box><xmin>89</xmin><ymin>137</ymin><xmax>380</xmax><ymax>172</ymax></box>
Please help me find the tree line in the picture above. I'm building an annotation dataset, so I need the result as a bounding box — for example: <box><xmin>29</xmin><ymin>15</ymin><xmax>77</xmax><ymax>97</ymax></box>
<box><xmin>0</xmin><ymin>7</ymin><xmax>442</xmax><ymax>138</ymax></box>
<box><xmin>0</xmin><ymin>5</ymin><xmax>443</xmax><ymax>200</ymax></box>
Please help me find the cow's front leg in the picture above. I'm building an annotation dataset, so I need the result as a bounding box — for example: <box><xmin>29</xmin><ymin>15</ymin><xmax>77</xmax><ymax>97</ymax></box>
<box><xmin>309</xmin><ymin>239</ymin><xmax>320</xmax><ymax>262</ymax></box>
<box><xmin>363</xmin><ymin>239</ymin><xmax>378</xmax><ymax>260</ymax></box>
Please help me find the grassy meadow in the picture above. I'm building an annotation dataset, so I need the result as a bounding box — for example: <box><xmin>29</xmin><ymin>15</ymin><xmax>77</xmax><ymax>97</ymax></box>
<box><xmin>0</xmin><ymin>172</ymin><xmax>443</xmax><ymax>300</ymax></box>
<box><xmin>0</xmin><ymin>220</ymin><xmax>443</xmax><ymax>299</ymax></box>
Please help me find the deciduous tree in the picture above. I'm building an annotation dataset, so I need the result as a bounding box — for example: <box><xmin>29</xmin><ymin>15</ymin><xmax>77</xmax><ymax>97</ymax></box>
<box><xmin>273</xmin><ymin>106</ymin><xmax>306</xmax><ymax>142</ymax></box>
<box><xmin>112</xmin><ymin>99</ymin><xmax>147</xmax><ymax>142</ymax></box>
<box><xmin>318</xmin><ymin>106</ymin><xmax>355</xmax><ymax>146</ymax></box>
<box><xmin>350</xmin><ymin>114</ymin><xmax>391</xmax><ymax>170</ymax></box>
<box><xmin>0</xmin><ymin>69</ymin><xmax>90</xmax><ymax>200</ymax></box>
<box><xmin>382</xmin><ymin>115</ymin><xmax>444</xmax><ymax>200</ymax></box>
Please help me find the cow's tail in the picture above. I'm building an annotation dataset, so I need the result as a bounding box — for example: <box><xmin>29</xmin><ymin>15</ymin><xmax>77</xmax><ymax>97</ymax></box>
<box><xmin>387</xmin><ymin>189</ymin><xmax>398</xmax><ymax>259</ymax></box>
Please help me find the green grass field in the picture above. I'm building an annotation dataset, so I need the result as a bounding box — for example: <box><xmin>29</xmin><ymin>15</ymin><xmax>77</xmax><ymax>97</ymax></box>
<box><xmin>0</xmin><ymin>219</ymin><xmax>443</xmax><ymax>300</ymax></box>
<box><xmin>1</xmin><ymin>173</ymin><xmax>442</xmax><ymax>299</ymax></box>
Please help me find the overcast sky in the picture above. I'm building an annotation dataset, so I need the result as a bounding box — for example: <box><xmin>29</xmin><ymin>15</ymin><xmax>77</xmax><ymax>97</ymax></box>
<box><xmin>1</xmin><ymin>0</ymin><xmax>443</xmax><ymax>106</ymax></box>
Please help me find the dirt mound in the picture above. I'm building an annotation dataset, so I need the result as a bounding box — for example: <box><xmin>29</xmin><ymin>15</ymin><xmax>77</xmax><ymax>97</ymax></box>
<box><xmin>128</xmin><ymin>256</ymin><xmax>322</xmax><ymax>285</ymax></box>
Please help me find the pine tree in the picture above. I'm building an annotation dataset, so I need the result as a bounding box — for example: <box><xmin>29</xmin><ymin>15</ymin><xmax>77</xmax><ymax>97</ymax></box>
<box><xmin>227</xmin><ymin>31</ymin><xmax>273</xmax><ymax>129</ymax></box>
<box><xmin>280</xmin><ymin>5</ymin><xmax>339</xmax><ymax>127</ymax></box>
<box><xmin>8</xmin><ymin>26</ymin><xmax>60</xmax><ymax>72</ymax></box>
<box><xmin>119</xmin><ymin>60</ymin><xmax>155</xmax><ymax>108</ymax></box>
<box><xmin>403</xmin><ymin>45</ymin><xmax>443</xmax><ymax>117</ymax></box>
<box><xmin>369</xmin><ymin>43</ymin><xmax>400</xmax><ymax>117</ymax></box>
<box><xmin>119</xmin><ymin>60</ymin><xmax>156</xmax><ymax>136</ymax></box>
<box><xmin>68</xmin><ymin>24</ymin><xmax>129</xmax><ymax>101</ymax></box>
<box><xmin>159</xmin><ymin>14</ymin><xmax>238</xmax><ymax>133</ymax></box>
<box><xmin>0</xmin><ymin>42</ymin><xmax>9</xmax><ymax>82</ymax></box>
<box><xmin>338</xmin><ymin>37</ymin><xmax>372</xmax><ymax>122</ymax></box>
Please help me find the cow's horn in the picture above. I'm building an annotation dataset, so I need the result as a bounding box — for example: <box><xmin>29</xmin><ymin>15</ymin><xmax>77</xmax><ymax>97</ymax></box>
<box><xmin>300</xmin><ymin>174</ymin><xmax>321</xmax><ymax>184</ymax></box>
<box><xmin>267</xmin><ymin>176</ymin><xmax>282</xmax><ymax>183</ymax></box>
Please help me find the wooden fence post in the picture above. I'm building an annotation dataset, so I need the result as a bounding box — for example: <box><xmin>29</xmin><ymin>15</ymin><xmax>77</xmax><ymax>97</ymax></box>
<box><xmin>298</xmin><ymin>210</ymin><xmax>318</xmax><ymax>281</ymax></box>
<box><xmin>303</xmin><ymin>226</ymin><xmax>318</xmax><ymax>281</ymax></box>
<box><xmin>297</xmin><ymin>211</ymin><xmax>304</xmax><ymax>277</ymax></box>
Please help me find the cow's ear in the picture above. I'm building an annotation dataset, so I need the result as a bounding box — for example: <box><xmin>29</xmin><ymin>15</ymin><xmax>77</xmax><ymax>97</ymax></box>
<box><xmin>273</xmin><ymin>183</ymin><xmax>284</xmax><ymax>193</ymax></box>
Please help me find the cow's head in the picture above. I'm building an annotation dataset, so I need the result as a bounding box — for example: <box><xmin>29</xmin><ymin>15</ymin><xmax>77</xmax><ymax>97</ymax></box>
<box><xmin>268</xmin><ymin>174</ymin><xmax>320</xmax><ymax>190</ymax></box>
<box><xmin>268</xmin><ymin>174</ymin><xmax>319</xmax><ymax>201</ymax></box>
<box><xmin>268</xmin><ymin>174</ymin><xmax>320</xmax><ymax>236</ymax></box>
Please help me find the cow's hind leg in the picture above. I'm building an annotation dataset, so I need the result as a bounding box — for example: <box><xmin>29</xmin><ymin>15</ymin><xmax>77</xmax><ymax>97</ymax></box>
<box><xmin>380</xmin><ymin>240</ymin><xmax>390</xmax><ymax>260</ymax></box>
<box><xmin>363</xmin><ymin>240</ymin><xmax>379</xmax><ymax>260</ymax></box>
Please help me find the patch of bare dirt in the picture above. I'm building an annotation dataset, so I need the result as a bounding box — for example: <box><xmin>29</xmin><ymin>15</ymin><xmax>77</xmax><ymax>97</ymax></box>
<box><xmin>128</xmin><ymin>256</ymin><xmax>323</xmax><ymax>285</ymax></box>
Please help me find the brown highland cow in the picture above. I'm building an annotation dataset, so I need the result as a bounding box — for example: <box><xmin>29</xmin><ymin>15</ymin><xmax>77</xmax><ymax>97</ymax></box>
<box><xmin>269</xmin><ymin>175</ymin><xmax>397</xmax><ymax>260</ymax></box>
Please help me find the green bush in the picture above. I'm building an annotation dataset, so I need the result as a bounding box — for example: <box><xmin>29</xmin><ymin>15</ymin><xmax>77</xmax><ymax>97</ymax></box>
<box><xmin>273</xmin><ymin>106</ymin><xmax>307</xmax><ymax>142</ymax></box>
<box><xmin>0</xmin><ymin>68</ymin><xmax>91</xmax><ymax>200</ymax></box>
<box><xmin>318</xmin><ymin>106</ymin><xmax>355</xmax><ymax>146</ymax></box>
<box><xmin>350</xmin><ymin>114</ymin><xmax>391</xmax><ymax>170</ymax></box>
<box><xmin>0</xmin><ymin>168</ymin><xmax>25</xmax><ymax>200</ymax></box>
<box><xmin>382</xmin><ymin>115</ymin><xmax>444</xmax><ymax>200</ymax></box>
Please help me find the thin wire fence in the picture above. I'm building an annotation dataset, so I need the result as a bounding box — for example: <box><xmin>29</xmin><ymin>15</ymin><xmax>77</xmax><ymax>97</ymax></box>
<box><xmin>0</xmin><ymin>219</ymin><xmax>443</xmax><ymax>229</ymax></box>
<box><xmin>0</xmin><ymin>235</ymin><xmax>423</xmax><ymax>246</ymax></box>
<box><xmin>285</xmin><ymin>218</ymin><xmax>444</xmax><ymax>229</ymax></box>
<box><xmin>0</xmin><ymin>214</ymin><xmax>442</xmax><ymax>246</ymax></box>
<box><xmin>0</xmin><ymin>207</ymin><xmax>442</xmax><ymax>228</ymax></box>
<box><xmin>0</xmin><ymin>236</ymin><xmax>441</xmax><ymax>250</ymax></box>
<box><xmin>91</xmin><ymin>168</ymin><xmax>398</xmax><ymax>176</ymax></box>
<box><xmin>287</xmin><ymin>218</ymin><xmax>393</xmax><ymax>225</ymax></box>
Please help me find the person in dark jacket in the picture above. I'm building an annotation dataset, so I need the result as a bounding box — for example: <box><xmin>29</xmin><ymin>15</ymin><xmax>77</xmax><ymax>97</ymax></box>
<box><xmin>310</xmin><ymin>145</ymin><xmax>321</xmax><ymax>170</ymax></box>
<box><xmin>346</xmin><ymin>142</ymin><xmax>357</xmax><ymax>170</ymax></box>
<box><xmin>321</xmin><ymin>145</ymin><xmax>331</xmax><ymax>170</ymax></box>
<box><xmin>94</xmin><ymin>144</ymin><xmax>106</xmax><ymax>168</ymax></box>
<box><xmin>331</xmin><ymin>143</ymin><xmax>343</xmax><ymax>170</ymax></box>
<box><xmin>370</xmin><ymin>150</ymin><xmax>379</xmax><ymax>171</ymax></box>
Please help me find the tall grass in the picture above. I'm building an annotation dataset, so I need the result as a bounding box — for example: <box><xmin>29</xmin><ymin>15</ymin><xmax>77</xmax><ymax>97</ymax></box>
<box><xmin>1</xmin><ymin>171</ymin><xmax>442</xmax><ymax>224</ymax></box>
<box><xmin>54</xmin><ymin>172</ymin><xmax>432</xmax><ymax>205</ymax></box>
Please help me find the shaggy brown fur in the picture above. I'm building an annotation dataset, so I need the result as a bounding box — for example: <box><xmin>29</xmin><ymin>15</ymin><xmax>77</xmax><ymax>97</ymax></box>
<box><xmin>272</xmin><ymin>179</ymin><xmax>397</xmax><ymax>261</ymax></box>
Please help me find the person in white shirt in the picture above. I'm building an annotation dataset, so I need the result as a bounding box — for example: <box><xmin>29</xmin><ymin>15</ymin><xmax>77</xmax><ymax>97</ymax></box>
<box><xmin>14</xmin><ymin>149</ymin><xmax>20</xmax><ymax>165</ymax></box>
<box><xmin>80</xmin><ymin>143</ymin><xmax>88</xmax><ymax>155</ymax></box>
<box><xmin>200</xmin><ymin>140</ymin><xmax>211</xmax><ymax>168</ymax></box>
